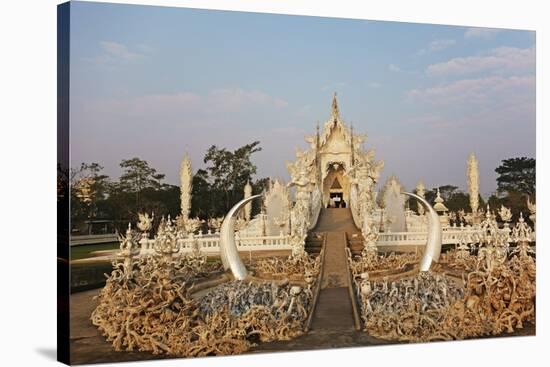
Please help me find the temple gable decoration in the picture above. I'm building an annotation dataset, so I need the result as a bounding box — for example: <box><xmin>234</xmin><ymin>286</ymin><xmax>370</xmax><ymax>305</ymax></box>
<box><xmin>287</xmin><ymin>93</ymin><xmax>384</xmax><ymax>240</ymax></box>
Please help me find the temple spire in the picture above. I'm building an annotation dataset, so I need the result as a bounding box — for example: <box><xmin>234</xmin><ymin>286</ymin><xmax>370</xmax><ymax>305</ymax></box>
<box><xmin>331</xmin><ymin>92</ymin><xmax>340</xmax><ymax>121</ymax></box>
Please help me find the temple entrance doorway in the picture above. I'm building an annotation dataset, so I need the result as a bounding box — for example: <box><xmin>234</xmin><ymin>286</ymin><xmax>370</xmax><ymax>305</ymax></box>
<box><xmin>329</xmin><ymin>192</ymin><xmax>345</xmax><ymax>208</ymax></box>
<box><xmin>323</xmin><ymin>165</ymin><xmax>350</xmax><ymax>208</ymax></box>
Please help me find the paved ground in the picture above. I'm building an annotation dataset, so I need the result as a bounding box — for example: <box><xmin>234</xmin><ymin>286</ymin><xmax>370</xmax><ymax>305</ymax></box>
<box><xmin>309</xmin><ymin>288</ymin><xmax>355</xmax><ymax>331</ymax></box>
<box><xmin>69</xmin><ymin>290</ymin><xmax>171</xmax><ymax>365</ymax></box>
<box><xmin>322</xmin><ymin>232</ymin><xmax>349</xmax><ymax>288</ymax></box>
<box><xmin>314</xmin><ymin>208</ymin><xmax>359</xmax><ymax>289</ymax></box>
<box><xmin>313</xmin><ymin>208</ymin><xmax>358</xmax><ymax>330</ymax></box>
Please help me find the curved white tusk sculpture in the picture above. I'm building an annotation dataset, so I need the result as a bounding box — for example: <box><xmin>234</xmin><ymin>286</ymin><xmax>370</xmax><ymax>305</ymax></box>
<box><xmin>219</xmin><ymin>194</ymin><xmax>263</xmax><ymax>280</ymax></box>
<box><xmin>402</xmin><ymin>191</ymin><xmax>442</xmax><ymax>272</ymax></box>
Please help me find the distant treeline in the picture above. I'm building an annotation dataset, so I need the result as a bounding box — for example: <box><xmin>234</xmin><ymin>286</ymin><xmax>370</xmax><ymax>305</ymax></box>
<box><xmin>63</xmin><ymin>140</ymin><xmax>535</xmax><ymax>233</ymax></box>
<box><xmin>66</xmin><ymin>141</ymin><xmax>268</xmax><ymax>234</ymax></box>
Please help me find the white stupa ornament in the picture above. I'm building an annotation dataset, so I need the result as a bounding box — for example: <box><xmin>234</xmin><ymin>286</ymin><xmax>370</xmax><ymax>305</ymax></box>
<box><xmin>433</xmin><ymin>188</ymin><xmax>448</xmax><ymax>213</ymax></box>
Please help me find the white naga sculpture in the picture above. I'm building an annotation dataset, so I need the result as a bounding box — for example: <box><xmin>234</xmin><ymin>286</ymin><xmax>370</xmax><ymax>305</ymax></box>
<box><xmin>287</xmin><ymin>152</ymin><xmax>316</xmax><ymax>240</ymax></box>
<box><xmin>180</xmin><ymin>154</ymin><xmax>193</xmax><ymax>219</ymax></box>
<box><xmin>347</xmin><ymin>149</ymin><xmax>384</xmax><ymax>233</ymax></box>
<box><xmin>467</xmin><ymin>153</ymin><xmax>480</xmax><ymax>216</ymax></box>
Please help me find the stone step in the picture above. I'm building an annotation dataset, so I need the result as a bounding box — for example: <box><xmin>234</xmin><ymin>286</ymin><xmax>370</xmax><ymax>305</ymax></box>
<box><xmin>313</xmin><ymin>208</ymin><xmax>360</xmax><ymax>234</ymax></box>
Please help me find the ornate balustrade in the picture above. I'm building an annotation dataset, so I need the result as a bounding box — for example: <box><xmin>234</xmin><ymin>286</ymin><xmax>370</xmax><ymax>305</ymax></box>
<box><xmin>376</xmin><ymin>227</ymin><xmax>526</xmax><ymax>246</ymax></box>
<box><xmin>136</xmin><ymin>225</ymin><xmax>533</xmax><ymax>256</ymax></box>
<box><xmin>139</xmin><ymin>234</ymin><xmax>292</xmax><ymax>256</ymax></box>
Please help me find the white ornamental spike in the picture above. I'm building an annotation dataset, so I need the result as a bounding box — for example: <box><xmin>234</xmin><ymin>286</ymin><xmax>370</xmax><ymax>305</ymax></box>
<box><xmin>219</xmin><ymin>194</ymin><xmax>263</xmax><ymax>280</ymax></box>
<box><xmin>402</xmin><ymin>191</ymin><xmax>442</xmax><ymax>271</ymax></box>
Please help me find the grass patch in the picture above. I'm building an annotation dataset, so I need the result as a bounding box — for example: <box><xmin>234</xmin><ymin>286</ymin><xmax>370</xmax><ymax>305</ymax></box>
<box><xmin>71</xmin><ymin>242</ymin><xmax>119</xmax><ymax>261</ymax></box>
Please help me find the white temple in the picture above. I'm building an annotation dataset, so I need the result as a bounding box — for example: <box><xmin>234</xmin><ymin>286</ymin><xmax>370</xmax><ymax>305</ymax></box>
<box><xmin>148</xmin><ymin>93</ymin><xmax>534</xmax><ymax>256</ymax></box>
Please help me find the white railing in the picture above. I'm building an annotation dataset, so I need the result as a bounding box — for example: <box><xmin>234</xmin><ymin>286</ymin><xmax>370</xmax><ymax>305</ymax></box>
<box><xmin>376</xmin><ymin>228</ymin><xmax>510</xmax><ymax>246</ymax></box>
<box><xmin>139</xmin><ymin>234</ymin><xmax>292</xmax><ymax>256</ymax></box>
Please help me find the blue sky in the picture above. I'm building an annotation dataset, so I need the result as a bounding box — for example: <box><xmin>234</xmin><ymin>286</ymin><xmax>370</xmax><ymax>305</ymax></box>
<box><xmin>69</xmin><ymin>1</ymin><xmax>535</xmax><ymax>197</ymax></box>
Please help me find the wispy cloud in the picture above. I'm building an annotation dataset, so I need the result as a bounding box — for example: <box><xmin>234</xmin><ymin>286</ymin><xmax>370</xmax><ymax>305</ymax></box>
<box><xmin>87</xmin><ymin>41</ymin><xmax>149</xmax><ymax>65</ymax></box>
<box><xmin>464</xmin><ymin>27</ymin><xmax>501</xmax><ymax>39</ymax></box>
<box><xmin>80</xmin><ymin>88</ymin><xmax>288</xmax><ymax>125</ymax></box>
<box><xmin>100</xmin><ymin>41</ymin><xmax>143</xmax><ymax>60</ymax></box>
<box><xmin>416</xmin><ymin>39</ymin><xmax>456</xmax><ymax>55</ymax></box>
<box><xmin>388</xmin><ymin>64</ymin><xmax>401</xmax><ymax>72</ymax></box>
<box><xmin>426</xmin><ymin>46</ymin><xmax>535</xmax><ymax>76</ymax></box>
<box><xmin>407</xmin><ymin>75</ymin><xmax>535</xmax><ymax>106</ymax></box>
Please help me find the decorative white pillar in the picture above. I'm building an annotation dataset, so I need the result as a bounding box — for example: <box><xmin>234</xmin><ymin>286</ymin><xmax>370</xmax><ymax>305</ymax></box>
<box><xmin>180</xmin><ymin>154</ymin><xmax>193</xmax><ymax>219</ymax></box>
<box><xmin>467</xmin><ymin>153</ymin><xmax>480</xmax><ymax>216</ymax></box>
<box><xmin>244</xmin><ymin>180</ymin><xmax>252</xmax><ymax>221</ymax></box>
<box><xmin>415</xmin><ymin>179</ymin><xmax>426</xmax><ymax>215</ymax></box>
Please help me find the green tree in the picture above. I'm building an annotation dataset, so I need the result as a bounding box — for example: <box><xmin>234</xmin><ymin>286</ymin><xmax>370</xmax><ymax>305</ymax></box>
<box><xmin>421</xmin><ymin>185</ymin><xmax>479</xmax><ymax>213</ymax></box>
<box><xmin>203</xmin><ymin>141</ymin><xmax>262</xmax><ymax>213</ymax></box>
<box><xmin>70</xmin><ymin>162</ymin><xmax>110</xmax><ymax>225</ymax></box>
<box><xmin>495</xmin><ymin>157</ymin><xmax>535</xmax><ymax>196</ymax></box>
<box><xmin>190</xmin><ymin>169</ymin><xmax>213</xmax><ymax>219</ymax></box>
<box><xmin>119</xmin><ymin>157</ymin><xmax>162</xmax><ymax>207</ymax></box>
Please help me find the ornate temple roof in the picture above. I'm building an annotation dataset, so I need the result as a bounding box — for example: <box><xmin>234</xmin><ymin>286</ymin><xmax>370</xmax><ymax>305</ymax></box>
<box><xmin>304</xmin><ymin>93</ymin><xmax>366</xmax><ymax>150</ymax></box>
<box><xmin>319</xmin><ymin>93</ymin><xmax>353</xmax><ymax>147</ymax></box>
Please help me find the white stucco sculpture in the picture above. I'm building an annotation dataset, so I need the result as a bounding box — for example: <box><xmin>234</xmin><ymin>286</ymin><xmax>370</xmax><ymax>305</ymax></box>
<box><xmin>526</xmin><ymin>195</ymin><xmax>536</xmax><ymax>235</ymax></box>
<box><xmin>467</xmin><ymin>153</ymin><xmax>480</xmax><ymax>215</ymax></box>
<box><xmin>137</xmin><ymin>212</ymin><xmax>154</xmax><ymax>233</ymax></box>
<box><xmin>415</xmin><ymin>180</ymin><xmax>426</xmax><ymax>216</ymax></box>
<box><xmin>243</xmin><ymin>180</ymin><xmax>252</xmax><ymax>222</ymax></box>
<box><xmin>180</xmin><ymin>154</ymin><xmax>193</xmax><ymax>219</ymax></box>
<box><xmin>379</xmin><ymin>176</ymin><xmax>407</xmax><ymax>232</ymax></box>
